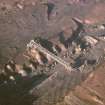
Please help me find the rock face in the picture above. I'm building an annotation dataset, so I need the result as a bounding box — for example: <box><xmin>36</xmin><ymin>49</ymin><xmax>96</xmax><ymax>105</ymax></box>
<box><xmin>0</xmin><ymin>1</ymin><xmax>48</xmax><ymax>65</ymax></box>
<box><xmin>0</xmin><ymin>0</ymin><xmax>99</xmax><ymax>65</ymax></box>
<box><xmin>55</xmin><ymin>62</ymin><xmax>105</xmax><ymax>105</ymax></box>
<box><xmin>84</xmin><ymin>2</ymin><xmax>105</xmax><ymax>25</ymax></box>
<box><xmin>0</xmin><ymin>0</ymin><xmax>105</xmax><ymax>105</ymax></box>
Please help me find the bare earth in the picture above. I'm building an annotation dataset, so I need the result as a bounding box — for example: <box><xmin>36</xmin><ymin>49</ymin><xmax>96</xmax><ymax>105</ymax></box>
<box><xmin>0</xmin><ymin>0</ymin><xmax>105</xmax><ymax>105</ymax></box>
